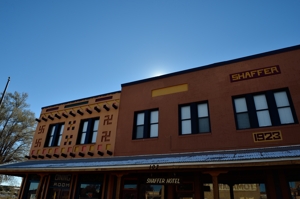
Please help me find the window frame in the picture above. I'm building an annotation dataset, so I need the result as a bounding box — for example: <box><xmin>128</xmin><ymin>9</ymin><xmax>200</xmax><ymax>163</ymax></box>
<box><xmin>133</xmin><ymin>109</ymin><xmax>159</xmax><ymax>139</ymax></box>
<box><xmin>233</xmin><ymin>88</ymin><xmax>298</xmax><ymax>130</ymax></box>
<box><xmin>179</xmin><ymin>101</ymin><xmax>211</xmax><ymax>135</ymax></box>
<box><xmin>44</xmin><ymin>123</ymin><xmax>65</xmax><ymax>147</ymax></box>
<box><xmin>77</xmin><ymin>117</ymin><xmax>100</xmax><ymax>144</ymax></box>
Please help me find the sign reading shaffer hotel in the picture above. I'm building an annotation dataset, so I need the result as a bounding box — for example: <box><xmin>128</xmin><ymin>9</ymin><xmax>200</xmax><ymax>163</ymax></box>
<box><xmin>146</xmin><ymin>178</ymin><xmax>180</xmax><ymax>184</ymax></box>
<box><xmin>230</xmin><ymin>65</ymin><xmax>281</xmax><ymax>82</ymax></box>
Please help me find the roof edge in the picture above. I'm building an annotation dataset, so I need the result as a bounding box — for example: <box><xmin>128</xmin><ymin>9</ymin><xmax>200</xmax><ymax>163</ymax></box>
<box><xmin>42</xmin><ymin>90</ymin><xmax>121</xmax><ymax>109</ymax></box>
<box><xmin>122</xmin><ymin>44</ymin><xmax>300</xmax><ymax>87</ymax></box>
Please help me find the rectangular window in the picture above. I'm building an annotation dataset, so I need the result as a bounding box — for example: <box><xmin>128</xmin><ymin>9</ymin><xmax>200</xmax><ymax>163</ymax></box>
<box><xmin>76</xmin><ymin>174</ymin><xmax>103</xmax><ymax>199</ymax></box>
<box><xmin>233</xmin><ymin>89</ymin><xmax>297</xmax><ymax>129</ymax></box>
<box><xmin>133</xmin><ymin>109</ymin><xmax>159</xmax><ymax>139</ymax></box>
<box><xmin>45</xmin><ymin>123</ymin><xmax>64</xmax><ymax>147</ymax></box>
<box><xmin>77</xmin><ymin>118</ymin><xmax>99</xmax><ymax>144</ymax></box>
<box><xmin>179</xmin><ymin>102</ymin><xmax>210</xmax><ymax>135</ymax></box>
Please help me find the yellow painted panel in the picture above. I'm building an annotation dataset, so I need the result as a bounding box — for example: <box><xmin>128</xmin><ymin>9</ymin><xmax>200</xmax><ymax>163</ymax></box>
<box><xmin>75</xmin><ymin>147</ymin><xmax>79</xmax><ymax>152</ymax></box>
<box><xmin>48</xmin><ymin>149</ymin><xmax>52</xmax><ymax>154</ymax></box>
<box><xmin>37</xmin><ymin>150</ymin><xmax>40</xmax><ymax>155</ymax></box>
<box><xmin>152</xmin><ymin>84</ymin><xmax>188</xmax><ymax>97</ymax></box>
<box><xmin>106</xmin><ymin>144</ymin><xmax>111</xmax><ymax>150</ymax></box>
<box><xmin>89</xmin><ymin>145</ymin><xmax>94</xmax><ymax>151</ymax></box>
<box><xmin>61</xmin><ymin>148</ymin><xmax>65</xmax><ymax>153</ymax></box>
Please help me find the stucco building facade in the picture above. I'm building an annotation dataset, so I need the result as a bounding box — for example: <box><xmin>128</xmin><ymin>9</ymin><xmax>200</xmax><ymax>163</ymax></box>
<box><xmin>0</xmin><ymin>45</ymin><xmax>300</xmax><ymax>199</ymax></box>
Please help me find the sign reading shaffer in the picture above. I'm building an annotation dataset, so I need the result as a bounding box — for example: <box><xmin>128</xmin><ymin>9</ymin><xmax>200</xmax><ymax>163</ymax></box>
<box><xmin>146</xmin><ymin>178</ymin><xmax>180</xmax><ymax>184</ymax></box>
<box><xmin>230</xmin><ymin>65</ymin><xmax>281</xmax><ymax>82</ymax></box>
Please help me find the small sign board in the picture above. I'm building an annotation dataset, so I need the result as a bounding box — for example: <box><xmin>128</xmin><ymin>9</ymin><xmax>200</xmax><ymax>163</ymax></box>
<box><xmin>145</xmin><ymin>178</ymin><xmax>181</xmax><ymax>184</ymax></box>
<box><xmin>253</xmin><ymin>130</ymin><xmax>282</xmax><ymax>143</ymax></box>
<box><xmin>230</xmin><ymin>65</ymin><xmax>281</xmax><ymax>82</ymax></box>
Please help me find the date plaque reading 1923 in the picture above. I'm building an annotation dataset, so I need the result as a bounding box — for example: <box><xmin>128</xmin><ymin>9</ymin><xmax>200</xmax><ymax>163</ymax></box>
<box><xmin>253</xmin><ymin>130</ymin><xmax>282</xmax><ymax>142</ymax></box>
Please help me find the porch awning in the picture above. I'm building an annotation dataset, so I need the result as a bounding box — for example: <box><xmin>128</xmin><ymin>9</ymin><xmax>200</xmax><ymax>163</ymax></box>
<box><xmin>0</xmin><ymin>145</ymin><xmax>300</xmax><ymax>174</ymax></box>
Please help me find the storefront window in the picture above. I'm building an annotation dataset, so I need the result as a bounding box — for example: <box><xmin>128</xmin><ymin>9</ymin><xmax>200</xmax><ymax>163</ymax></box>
<box><xmin>203</xmin><ymin>183</ymin><xmax>267</xmax><ymax>199</ymax></box>
<box><xmin>139</xmin><ymin>184</ymin><xmax>164</xmax><ymax>199</ymax></box>
<box><xmin>76</xmin><ymin>174</ymin><xmax>103</xmax><ymax>199</ymax></box>
<box><xmin>23</xmin><ymin>175</ymin><xmax>40</xmax><ymax>199</ymax></box>
<box><xmin>289</xmin><ymin>181</ymin><xmax>300</xmax><ymax>198</ymax></box>
<box><xmin>124</xmin><ymin>180</ymin><xmax>138</xmax><ymax>189</ymax></box>
<box><xmin>47</xmin><ymin>174</ymin><xmax>72</xmax><ymax>199</ymax></box>
<box><xmin>78</xmin><ymin>183</ymin><xmax>101</xmax><ymax>199</ymax></box>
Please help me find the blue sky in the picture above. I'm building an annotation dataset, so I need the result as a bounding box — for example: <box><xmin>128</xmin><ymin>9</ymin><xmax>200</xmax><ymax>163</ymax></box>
<box><xmin>1</xmin><ymin>1</ymin><xmax>300</xmax><ymax>117</ymax></box>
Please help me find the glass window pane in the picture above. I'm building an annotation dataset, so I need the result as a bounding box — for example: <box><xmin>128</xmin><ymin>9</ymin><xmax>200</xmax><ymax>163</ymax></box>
<box><xmin>48</xmin><ymin>137</ymin><xmax>53</xmax><ymax>147</ymax></box>
<box><xmin>50</xmin><ymin>126</ymin><xmax>56</xmax><ymax>136</ymax></box>
<box><xmin>234</xmin><ymin>98</ymin><xmax>248</xmax><ymax>113</ymax></box>
<box><xmin>181</xmin><ymin>106</ymin><xmax>191</xmax><ymax>119</ymax></box>
<box><xmin>218</xmin><ymin>183</ymin><xmax>267</xmax><ymax>199</ymax></box>
<box><xmin>181</xmin><ymin>120</ymin><xmax>191</xmax><ymax>134</ymax></box>
<box><xmin>150</xmin><ymin>124</ymin><xmax>158</xmax><ymax>137</ymax></box>
<box><xmin>93</xmin><ymin>119</ymin><xmax>99</xmax><ymax>131</ymax></box>
<box><xmin>137</xmin><ymin>113</ymin><xmax>144</xmax><ymax>125</ymax></box>
<box><xmin>92</xmin><ymin>131</ymin><xmax>97</xmax><ymax>143</ymax></box>
<box><xmin>57</xmin><ymin>135</ymin><xmax>62</xmax><ymax>146</ymax></box>
<box><xmin>82</xmin><ymin>121</ymin><xmax>88</xmax><ymax>132</ymax></box>
<box><xmin>79</xmin><ymin>183</ymin><xmax>101</xmax><ymax>199</ymax></box>
<box><xmin>59</xmin><ymin>124</ymin><xmax>64</xmax><ymax>135</ymax></box>
<box><xmin>136</xmin><ymin>126</ymin><xmax>144</xmax><ymax>138</ymax></box>
<box><xmin>198</xmin><ymin>103</ymin><xmax>208</xmax><ymax>117</ymax></box>
<box><xmin>150</xmin><ymin>110</ymin><xmax>159</xmax><ymax>123</ymax></box>
<box><xmin>257</xmin><ymin>110</ymin><xmax>272</xmax><ymax>127</ymax></box>
<box><xmin>274</xmin><ymin>91</ymin><xmax>290</xmax><ymax>107</ymax></box>
<box><xmin>124</xmin><ymin>180</ymin><xmax>137</xmax><ymax>189</ymax></box>
<box><xmin>289</xmin><ymin>181</ymin><xmax>300</xmax><ymax>198</ymax></box>
<box><xmin>237</xmin><ymin>113</ymin><xmax>250</xmax><ymax>129</ymax></box>
<box><xmin>139</xmin><ymin>184</ymin><xmax>164</xmax><ymax>198</ymax></box>
<box><xmin>254</xmin><ymin>94</ymin><xmax>268</xmax><ymax>110</ymax></box>
<box><xmin>80</xmin><ymin>132</ymin><xmax>86</xmax><ymax>144</ymax></box>
<box><xmin>26</xmin><ymin>181</ymin><xmax>40</xmax><ymax>199</ymax></box>
<box><xmin>278</xmin><ymin>107</ymin><xmax>294</xmax><ymax>124</ymax></box>
<box><xmin>199</xmin><ymin>117</ymin><xmax>210</xmax><ymax>132</ymax></box>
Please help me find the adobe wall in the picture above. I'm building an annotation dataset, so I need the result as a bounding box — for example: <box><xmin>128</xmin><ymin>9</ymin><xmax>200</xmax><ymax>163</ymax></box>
<box><xmin>29</xmin><ymin>92</ymin><xmax>120</xmax><ymax>160</ymax></box>
<box><xmin>115</xmin><ymin>49</ymin><xmax>300</xmax><ymax>156</ymax></box>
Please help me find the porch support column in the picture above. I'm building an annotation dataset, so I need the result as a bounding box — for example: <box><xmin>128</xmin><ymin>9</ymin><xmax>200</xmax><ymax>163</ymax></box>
<box><xmin>115</xmin><ymin>173</ymin><xmax>123</xmax><ymax>199</ymax></box>
<box><xmin>204</xmin><ymin>171</ymin><xmax>227</xmax><ymax>199</ymax></box>
<box><xmin>278</xmin><ymin>170</ymin><xmax>290</xmax><ymax>199</ymax></box>
<box><xmin>36</xmin><ymin>174</ymin><xmax>46</xmax><ymax>199</ymax></box>
<box><xmin>211</xmin><ymin>173</ymin><xmax>219</xmax><ymax>199</ymax></box>
<box><xmin>228</xmin><ymin>183</ymin><xmax>235</xmax><ymax>199</ymax></box>
<box><xmin>105</xmin><ymin>174</ymin><xmax>115</xmax><ymax>199</ymax></box>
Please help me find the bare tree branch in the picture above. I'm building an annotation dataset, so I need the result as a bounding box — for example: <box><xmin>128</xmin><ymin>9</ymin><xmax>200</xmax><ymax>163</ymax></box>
<box><xmin>0</xmin><ymin>92</ymin><xmax>36</xmax><ymax>184</ymax></box>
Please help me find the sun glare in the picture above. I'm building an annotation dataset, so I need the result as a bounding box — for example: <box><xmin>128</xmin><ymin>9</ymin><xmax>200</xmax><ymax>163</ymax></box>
<box><xmin>153</xmin><ymin>72</ymin><xmax>164</xmax><ymax>77</ymax></box>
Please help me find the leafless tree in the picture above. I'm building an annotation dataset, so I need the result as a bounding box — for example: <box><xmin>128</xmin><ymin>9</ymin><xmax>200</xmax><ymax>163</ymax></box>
<box><xmin>0</xmin><ymin>92</ymin><xmax>35</xmax><ymax>184</ymax></box>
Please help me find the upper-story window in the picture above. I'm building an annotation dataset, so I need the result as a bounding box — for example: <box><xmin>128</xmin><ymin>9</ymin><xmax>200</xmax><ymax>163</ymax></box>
<box><xmin>233</xmin><ymin>89</ymin><xmax>298</xmax><ymax>129</ymax></box>
<box><xmin>179</xmin><ymin>102</ymin><xmax>210</xmax><ymax>135</ymax></box>
<box><xmin>77</xmin><ymin>118</ymin><xmax>99</xmax><ymax>144</ymax></box>
<box><xmin>133</xmin><ymin>109</ymin><xmax>159</xmax><ymax>139</ymax></box>
<box><xmin>45</xmin><ymin>123</ymin><xmax>64</xmax><ymax>147</ymax></box>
